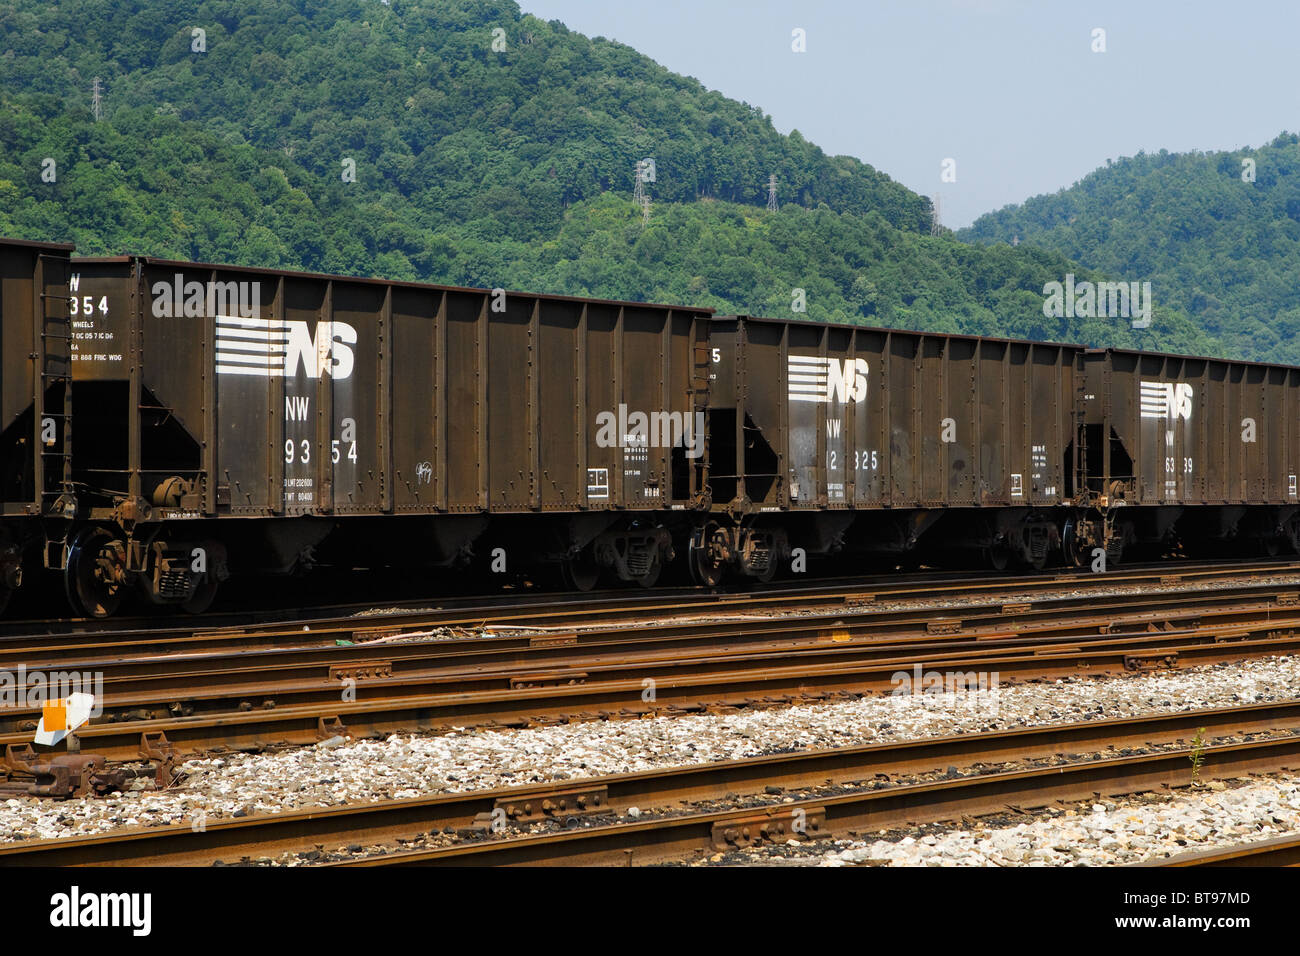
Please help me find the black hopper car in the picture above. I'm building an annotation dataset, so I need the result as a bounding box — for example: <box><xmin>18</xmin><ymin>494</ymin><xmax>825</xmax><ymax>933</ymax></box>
<box><xmin>0</xmin><ymin>237</ymin><xmax>1296</xmax><ymax>616</ymax></box>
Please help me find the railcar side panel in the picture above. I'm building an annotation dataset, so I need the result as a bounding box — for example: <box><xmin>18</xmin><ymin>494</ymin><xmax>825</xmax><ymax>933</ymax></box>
<box><xmin>536</xmin><ymin>300</ymin><xmax>583</xmax><ymax>510</ymax></box>
<box><xmin>0</xmin><ymin>239</ymin><xmax>73</xmax><ymax>517</ymax></box>
<box><xmin>853</xmin><ymin>329</ymin><xmax>888</xmax><ymax>508</ymax></box>
<box><xmin>1094</xmin><ymin>349</ymin><xmax>1298</xmax><ymax>508</ymax></box>
<box><xmin>886</xmin><ymin>333</ymin><xmax>915</xmax><ymax>507</ymax></box>
<box><xmin>1031</xmin><ymin>344</ymin><xmax>1069</xmax><ymax>504</ymax></box>
<box><xmin>328</xmin><ymin>282</ymin><xmax>383</xmax><ymax>514</ymax></box>
<box><xmin>390</xmin><ymin>286</ymin><xmax>438</xmax><ymax>512</ymax></box>
<box><xmin>487</xmin><ymin>296</ymin><xmax>532</xmax><ymax>510</ymax></box>
<box><xmin>946</xmin><ymin>337</ymin><xmax>977</xmax><ymax>506</ymax></box>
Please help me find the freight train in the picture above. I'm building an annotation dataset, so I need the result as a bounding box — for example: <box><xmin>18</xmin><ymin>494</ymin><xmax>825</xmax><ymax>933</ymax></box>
<box><xmin>1</xmin><ymin>237</ymin><xmax>1297</xmax><ymax>617</ymax></box>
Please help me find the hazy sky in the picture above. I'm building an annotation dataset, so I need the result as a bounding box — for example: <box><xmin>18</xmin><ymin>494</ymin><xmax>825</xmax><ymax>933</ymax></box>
<box><xmin>520</xmin><ymin>0</ymin><xmax>1300</xmax><ymax>227</ymax></box>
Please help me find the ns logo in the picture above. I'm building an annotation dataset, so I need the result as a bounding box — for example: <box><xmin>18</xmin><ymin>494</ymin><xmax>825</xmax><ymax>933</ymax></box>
<box><xmin>1139</xmin><ymin>381</ymin><xmax>1193</xmax><ymax>421</ymax></box>
<box><xmin>788</xmin><ymin>356</ymin><xmax>869</xmax><ymax>405</ymax></box>
<box><xmin>215</xmin><ymin>317</ymin><xmax>357</xmax><ymax>380</ymax></box>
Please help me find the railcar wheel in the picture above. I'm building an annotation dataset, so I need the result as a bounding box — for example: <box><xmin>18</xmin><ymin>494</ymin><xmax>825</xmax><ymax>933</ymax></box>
<box><xmin>985</xmin><ymin>543</ymin><xmax>1010</xmax><ymax>572</ymax></box>
<box><xmin>560</xmin><ymin>552</ymin><xmax>601</xmax><ymax>592</ymax></box>
<box><xmin>1061</xmin><ymin>520</ymin><xmax>1084</xmax><ymax>568</ymax></box>
<box><xmin>688</xmin><ymin>522</ymin><xmax>726</xmax><ymax>587</ymax></box>
<box><xmin>65</xmin><ymin>526</ymin><xmax>126</xmax><ymax>618</ymax></box>
<box><xmin>633</xmin><ymin>557</ymin><xmax>662</xmax><ymax>589</ymax></box>
<box><xmin>181</xmin><ymin>574</ymin><xmax>219</xmax><ymax>614</ymax></box>
<box><xmin>751</xmin><ymin>555</ymin><xmax>776</xmax><ymax>584</ymax></box>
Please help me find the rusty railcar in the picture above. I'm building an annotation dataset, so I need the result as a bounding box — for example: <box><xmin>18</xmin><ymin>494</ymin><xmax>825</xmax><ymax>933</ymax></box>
<box><xmin>1070</xmin><ymin>348</ymin><xmax>1300</xmax><ymax>564</ymax></box>
<box><xmin>687</xmin><ymin>315</ymin><xmax>1078</xmax><ymax>582</ymax></box>
<box><xmin>0</xmin><ymin>238</ymin><xmax>75</xmax><ymax>611</ymax></box>
<box><xmin>59</xmin><ymin>255</ymin><xmax>712</xmax><ymax>614</ymax></box>
<box><xmin>12</xmin><ymin>237</ymin><xmax>1300</xmax><ymax>618</ymax></box>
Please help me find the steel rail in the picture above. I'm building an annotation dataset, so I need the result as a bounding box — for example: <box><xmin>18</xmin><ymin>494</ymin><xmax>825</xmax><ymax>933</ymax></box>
<box><xmin>6</xmin><ymin>583</ymin><xmax>1296</xmax><ymax>678</ymax></box>
<box><xmin>338</xmin><ymin>734</ymin><xmax>1300</xmax><ymax>867</ymax></box>
<box><xmin>4</xmin><ymin>559</ymin><xmax>1298</xmax><ymax>661</ymax></box>
<box><xmin>2</xmin><ymin>613</ymin><xmax>1298</xmax><ymax>758</ymax></box>
<box><xmin>3</xmin><ymin>587</ymin><xmax>1299</xmax><ymax>734</ymax></box>
<box><xmin>4</xmin><ymin>699</ymin><xmax>1299</xmax><ymax>866</ymax></box>
<box><xmin>1142</xmin><ymin>832</ymin><xmax>1300</xmax><ymax>866</ymax></box>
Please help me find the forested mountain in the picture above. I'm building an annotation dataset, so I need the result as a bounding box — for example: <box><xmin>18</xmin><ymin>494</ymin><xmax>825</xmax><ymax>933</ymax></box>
<box><xmin>963</xmin><ymin>134</ymin><xmax>1300</xmax><ymax>364</ymax></box>
<box><xmin>0</xmin><ymin>0</ymin><xmax>1211</xmax><ymax>355</ymax></box>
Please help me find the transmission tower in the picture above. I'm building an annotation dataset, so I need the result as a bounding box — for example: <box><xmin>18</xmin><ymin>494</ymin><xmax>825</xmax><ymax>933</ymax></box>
<box><xmin>930</xmin><ymin>193</ymin><xmax>942</xmax><ymax>236</ymax></box>
<box><xmin>766</xmin><ymin>174</ymin><xmax>778</xmax><ymax>212</ymax></box>
<box><xmin>91</xmin><ymin>77</ymin><xmax>103</xmax><ymax>122</ymax></box>
<box><xmin>633</xmin><ymin>160</ymin><xmax>650</xmax><ymax>224</ymax></box>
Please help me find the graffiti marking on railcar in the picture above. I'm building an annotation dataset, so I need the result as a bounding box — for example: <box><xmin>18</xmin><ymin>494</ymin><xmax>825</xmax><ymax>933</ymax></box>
<box><xmin>788</xmin><ymin>356</ymin><xmax>868</xmax><ymax>404</ymax></box>
<box><xmin>415</xmin><ymin>462</ymin><xmax>432</xmax><ymax>484</ymax></box>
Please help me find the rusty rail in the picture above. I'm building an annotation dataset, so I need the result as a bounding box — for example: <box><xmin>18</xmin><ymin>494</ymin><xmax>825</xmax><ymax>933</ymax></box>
<box><xmin>4</xmin><ymin>699</ymin><xmax>1300</xmax><ymax>866</ymax></box>
<box><xmin>4</xmin><ymin>581</ymin><xmax>1300</xmax><ymax>736</ymax></box>
<box><xmin>1</xmin><ymin>614</ymin><xmax>1298</xmax><ymax>762</ymax></box>
<box><xmin>5</xmin><ymin>558</ymin><xmax>1299</xmax><ymax>663</ymax></box>
<box><xmin>1141</xmin><ymin>832</ymin><xmax>1300</xmax><ymax>867</ymax></box>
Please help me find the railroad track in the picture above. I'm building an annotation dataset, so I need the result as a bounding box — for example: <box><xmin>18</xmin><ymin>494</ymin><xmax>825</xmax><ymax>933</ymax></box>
<box><xmin>8</xmin><ymin>576</ymin><xmax>1300</xmax><ymax>677</ymax></box>
<box><xmin>5</xmin><ymin>556</ymin><xmax>1298</xmax><ymax>650</ymax></box>
<box><xmin>10</xmin><ymin>582</ymin><xmax>1299</xmax><ymax>676</ymax></box>
<box><xmin>4</xmin><ymin>699</ymin><xmax>1298</xmax><ymax>866</ymax></box>
<box><xmin>5</xmin><ymin>558</ymin><xmax>1300</xmax><ymax>867</ymax></box>
<box><xmin>1147</xmin><ymin>832</ymin><xmax>1300</xmax><ymax>866</ymax></box>
<box><xmin>6</xmin><ymin>582</ymin><xmax>1300</xmax><ymax>759</ymax></box>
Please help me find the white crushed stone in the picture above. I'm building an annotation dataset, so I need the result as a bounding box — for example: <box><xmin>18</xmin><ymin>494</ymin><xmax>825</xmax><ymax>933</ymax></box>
<box><xmin>812</xmin><ymin>776</ymin><xmax>1300</xmax><ymax>867</ymax></box>
<box><xmin>1</xmin><ymin>653</ymin><xmax>1297</xmax><ymax>843</ymax></box>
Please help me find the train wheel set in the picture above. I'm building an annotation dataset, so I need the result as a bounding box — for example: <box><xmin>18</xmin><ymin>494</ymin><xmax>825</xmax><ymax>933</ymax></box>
<box><xmin>2</xmin><ymin>236</ymin><xmax>1300</xmax><ymax>617</ymax></box>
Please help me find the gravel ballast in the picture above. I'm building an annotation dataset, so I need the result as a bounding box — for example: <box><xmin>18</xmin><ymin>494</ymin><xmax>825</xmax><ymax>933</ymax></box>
<box><xmin>1</xmin><ymin>653</ymin><xmax>1298</xmax><ymax>847</ymax></box>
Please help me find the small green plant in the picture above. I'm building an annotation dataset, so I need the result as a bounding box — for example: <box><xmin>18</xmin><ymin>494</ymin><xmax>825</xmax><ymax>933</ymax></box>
<box><xmin>1189</xmin><ymin>727</ymin><xmax>1207</xmax><ymax>787</ymax></box>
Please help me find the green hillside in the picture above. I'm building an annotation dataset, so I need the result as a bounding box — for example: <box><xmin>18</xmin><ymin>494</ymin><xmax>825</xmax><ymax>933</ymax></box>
<box><xmin>0</xmin><ymin>0</ymin><xmax>1210</xmax><ymax>353</ymax></box>
<box><xmin>962</xmin><ymin>134</ymin><xmax>1300</xmax><ymax>364</ymax></box>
